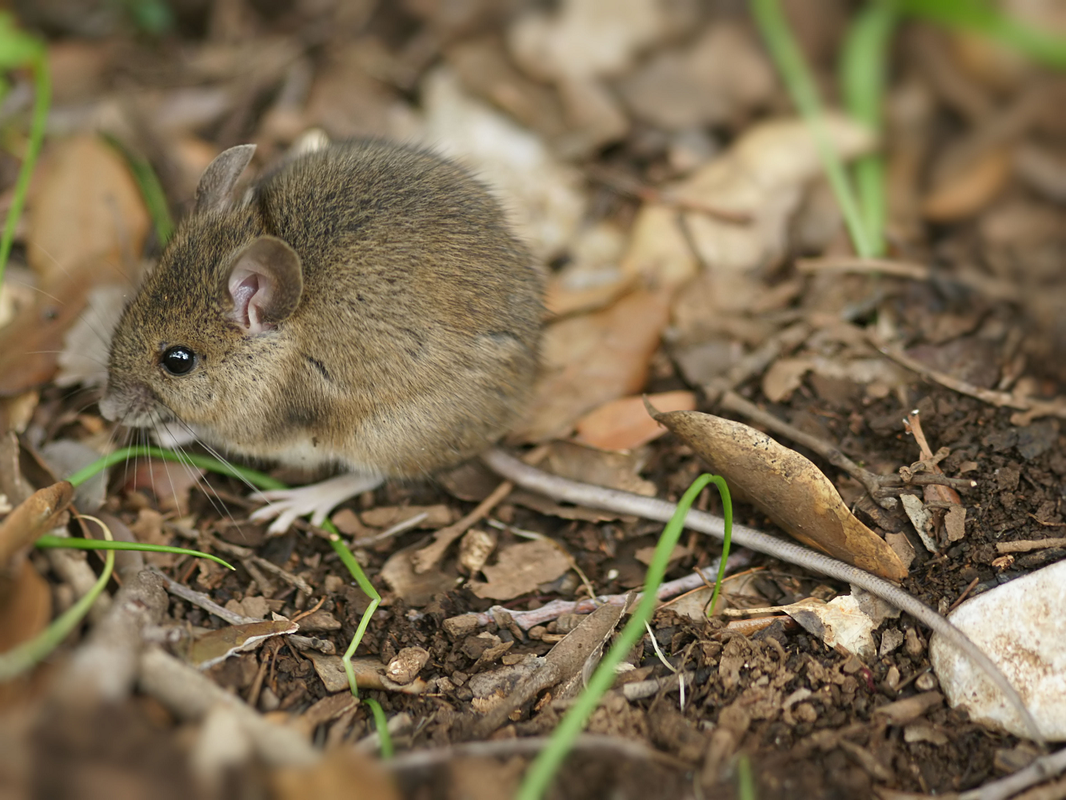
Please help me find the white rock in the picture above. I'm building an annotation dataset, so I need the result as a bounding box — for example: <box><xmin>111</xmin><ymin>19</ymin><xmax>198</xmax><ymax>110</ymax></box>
<box><xmin>929</xmin><ymin>559</ymin><xmax>1066</xmax><ymax>740</ymax></box>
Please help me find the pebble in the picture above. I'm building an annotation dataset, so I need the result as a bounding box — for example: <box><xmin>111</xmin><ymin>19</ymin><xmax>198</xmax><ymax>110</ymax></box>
<box><xmin>929</xmin><ymin>559</ymin><xmax>1066</xmax><ymax>740</ymax></box>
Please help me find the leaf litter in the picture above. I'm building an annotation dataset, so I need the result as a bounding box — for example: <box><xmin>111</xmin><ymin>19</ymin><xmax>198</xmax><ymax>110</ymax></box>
<box><xmin>1</xmin><ymin>2</ymin><xmax>1066</xmax><ymax>799</ymax></box>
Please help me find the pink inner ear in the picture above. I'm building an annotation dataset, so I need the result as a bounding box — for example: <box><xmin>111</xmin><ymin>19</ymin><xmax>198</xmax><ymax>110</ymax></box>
<box><xmin>228</xmin><ymin>268</ymin><xmax>273</xmax><ymax>334</ymax></box>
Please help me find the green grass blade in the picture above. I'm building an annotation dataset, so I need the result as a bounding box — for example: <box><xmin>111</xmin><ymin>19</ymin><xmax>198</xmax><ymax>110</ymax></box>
<box><xmin>704</xmin><ymin>475</ymin><xmax>733</xmax><ymax>616</ymax></box>
<box><xmin>517</xmin><ymin>474</ymin><xmax>731</xmax><ymax>800</ymax></box>
<box><xmin>69</xmin><ymin>445</ymin><xmax>383</xmax><ymax>702</ymax></box>
<box><xmin>0</xmin><ymin>26</ymin><xmax>49</xmax><ymax>285</ymax></box>
<box><xmin>363</xmin><ymin>697</ymin><xmax>393</xmax><ymax>757</ymax></box>
<box><xmin>841</xmin><ymin>1</ymin><xmax>898</xmax><ymax>256</ymax></box>
<box><xmin>0</xmin><ymin>523</ymin><xmax>115</xmax><ymax>680</ymax></box>
<box><xmin>66</xmin><ymin>445</ymin><xmax>284</xmax><ymax>490</ymax></box>
<box><xmin>899</xmin><ymin>0</ymin><xmax>1066</xmax><ymax>69</ymax></box>
<box><xmin>35</xmin><ymin>534</ymin><xmax>235</xmax><ymax>570</ymax></box>
<box><xmin>104</xmin><ymin>135</ymin><xmax>175</xmax><ymax>245</ymax></box>
<box><xmin>752</xmin><ymin>0</ymin><xmax>878</xmax><ymax>258</ymax></box>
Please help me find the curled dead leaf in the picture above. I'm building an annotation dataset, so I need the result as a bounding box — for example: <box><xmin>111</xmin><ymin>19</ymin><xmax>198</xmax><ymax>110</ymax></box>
<box><xmin>650</xmin><ymin>407</ymin><xmax>907</xmax><ymax>581</ymax></box>
<box><xmin>0</xmin><ymin>481</ymin><xmax>74</xmax><ymax>566</ymax></box>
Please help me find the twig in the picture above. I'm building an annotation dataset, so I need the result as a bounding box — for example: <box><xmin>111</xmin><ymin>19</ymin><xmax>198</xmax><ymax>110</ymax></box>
<box><xmin>997</xmin><ymin>537</ymin><xmax>1066</xmax><ymax>554</ymax></box>
<box><xmin>410</xmin><ymin>478</ymin><xmax>514</xmax><ymax>573</ymax></box>
<box><xmin>440</xmin><ymin>552</ymin><xmax>751</xmax><ymax>631</ymax></box>
<box><xmin>874</xmin><ymin>338</ymin><xmax>1066</xmax><ymax>426</ymax></box>
<box><xmin>959</xmin><ymin>746</ymin><xmax>1066</xmax><ymax>800</ymax></box>
<box><xmin>796</xmin><ymin>256</ymin><xmax>930</xmax><ymax>279</ymax></box>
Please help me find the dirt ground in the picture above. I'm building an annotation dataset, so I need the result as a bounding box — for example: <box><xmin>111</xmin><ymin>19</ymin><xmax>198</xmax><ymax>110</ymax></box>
<box><xmin>2</xmin><ymin>2</ymin><xmax>1066</xmax><ymax>799</ymax></box>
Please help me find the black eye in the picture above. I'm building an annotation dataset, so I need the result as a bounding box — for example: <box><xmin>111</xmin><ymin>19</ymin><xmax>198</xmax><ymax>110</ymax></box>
<box><xmin>161</xmin><ymin>346</ymin><xmax>197</xmax><ymax>375</ymax></box>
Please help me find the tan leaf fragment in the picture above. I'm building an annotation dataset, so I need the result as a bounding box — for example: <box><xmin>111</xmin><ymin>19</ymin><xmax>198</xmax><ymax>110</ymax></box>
<box><xmin>469</xmin><ymin>538</ymin><xmax>571</xmax><ymax>600</ymax></box>
<box><xmin>922</xmin><ymin>146</ymin><xmax>1012</xmax><ymax>222</ymax></box>
<box><xmin>517</xmin><ymin>288</ymin><xmax>670</xmax><ymax>441</ymax></box>
<box><xmin>182</xmin><ymin>616</ymin><xmax>298</xmax><ymax>670</ymax></box>
<box><xmin>623</xmin><ymin>114</ymin><xmax>876</xmax><ymax>287</ymax></box>
<box><xmin>27</xmin><ymin>135</ymin><xmax>149</xmax><ymax>282</ymax></box>
<box><xmin>652</xmin><ymin>408</ymin><xmax>907</xmax><ymax>581</ymax></box>
<box><xmin>575</xmin><ymin>390</ymin><xmax>697</xmax><ymax>450</ymax></box>
<box><xmin>0</xmin><ymin>481</ymin><xmax>73</xmax><ymax>565</ymax></box>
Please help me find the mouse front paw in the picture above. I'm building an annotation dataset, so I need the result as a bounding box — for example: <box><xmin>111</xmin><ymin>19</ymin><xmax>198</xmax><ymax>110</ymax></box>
<box><xmin>249</xmin><ymin>472</ymin><xmax>384</xmax><ymax>534</ymax></box>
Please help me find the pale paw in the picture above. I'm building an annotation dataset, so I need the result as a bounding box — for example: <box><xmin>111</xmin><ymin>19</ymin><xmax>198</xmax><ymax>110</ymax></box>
<box><xmin>249</xmin><ymin>473</ymin><xmax>383</xmax><ymax>534</ymax></box>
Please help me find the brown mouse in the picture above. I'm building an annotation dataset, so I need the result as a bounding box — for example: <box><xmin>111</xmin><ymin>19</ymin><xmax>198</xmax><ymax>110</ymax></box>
<box><xmin>100</xmin><ymin>138</ymin><xmax>544</xmax><ymax>531</ymax></box>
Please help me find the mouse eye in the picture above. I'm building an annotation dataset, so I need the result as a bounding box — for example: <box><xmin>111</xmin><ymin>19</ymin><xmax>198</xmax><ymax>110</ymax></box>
<box><xmin>160</xmin><ymin>345</ymin><xmax>197</xmax><ymax>376</ymax></box>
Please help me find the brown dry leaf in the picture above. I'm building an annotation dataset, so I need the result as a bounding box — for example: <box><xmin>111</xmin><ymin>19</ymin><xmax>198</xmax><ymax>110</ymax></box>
<box><xmin>623</xmin><ymin>114</ymin><xmax>876</xmax><ymax>287</ymax></box>
<box><xmin>517</xmin><ymin>288</ymin><xmax>670</xmax><ymax>441</ymax></box>
<box><xmin>0</xmin><ymin>561</ymin><xmax>52</xmax><ymax>656</ymax></box>
<box><xmin>508</xmin><ymin>0</ymin><xmax>681</xmax><ymax>82</ymax></box>
<box><xmin>0</xmin><ymin>481</ymin><xmax>73</xmax><ymax>565</ymax></box>
<box><xmin>543</xmin><ymin>440</ymin><xmax>655</xmax><ymax>496</ymax></box>
<box><xmin>27</xmin><ymin>135</ymin><xmax>149</xmax><ymax>283</ymax></box>
<box><xmin>575</xmin><ymin>390</ymin><xmax>697</xmax><ymax>450</ymax></box>
<box><xmin>182</xmin><ymin>617</ymin><xmax>298</xmax><ymax>670</ymax></box>
<box><xmin>617</xmin><ymin>23</ymin><xmax>775</xmax><ymax>131</ymax></box>
<box><xmin>421</xmin><ymin>68</ymin><xmax>586</xmax><ymax>261</ymax></box>
<box><xmin>380</xmin><ymin>544</ymin><xmax>459</xmax><ymax>606</ymax></box>
<box><xmin>545</xmin><ymin>221</ymin><xmax>632</xmax><ymax>317</ymax></box>
<box><xmin>0</xmin><ymin>257</ymin><xmax>115</xmax><ymax>396</ymax></box>
<box><xmin>652</xmin><ymin>408</ymin><xmax>907</xmax><ymax>581</ymax></box>
<box><xmin>762</xmin><ymin>358</ymin><xmax>812</xmax><ymax>403</ymax></box>
<box><xmin>922</xmin><ymin>146</ymin><xmax>1013</xmax><ymax>222</ymax></box>
<box><xmin>272</xmin><ymin>747</ymin><xmax>400</xmax><ymax>800</ymax></box>
<box><xmin>469</xmin><ymin>538</ymin><xmax>571</xmax><ymax>600</ymax></box>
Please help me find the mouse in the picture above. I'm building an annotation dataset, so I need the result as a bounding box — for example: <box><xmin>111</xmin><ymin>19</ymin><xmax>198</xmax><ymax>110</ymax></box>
<box><xmin>100</xmin><ymin>138</ymin><xmax>544</xmax><ymax>532</ymax></box>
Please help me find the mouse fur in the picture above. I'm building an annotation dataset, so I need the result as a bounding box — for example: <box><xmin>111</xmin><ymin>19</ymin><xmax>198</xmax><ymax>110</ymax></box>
<box><xmin>101</xmin><ymin>139</ymin><xmax>544</xmax><ymax>479</ymax></box>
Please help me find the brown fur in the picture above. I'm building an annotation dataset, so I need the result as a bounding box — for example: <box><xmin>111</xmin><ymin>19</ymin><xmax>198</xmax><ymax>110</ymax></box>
<box><xmin>101</xmin><ymin>139</ymin><xmax>544</xmax><ymax>478</ymax></box>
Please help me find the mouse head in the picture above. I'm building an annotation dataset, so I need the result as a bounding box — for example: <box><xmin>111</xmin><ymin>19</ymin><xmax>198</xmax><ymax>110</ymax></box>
<box><xmin>100</xmin><ymin>146</ymin><xmax>305</xmax><ymax>446</ymax></box>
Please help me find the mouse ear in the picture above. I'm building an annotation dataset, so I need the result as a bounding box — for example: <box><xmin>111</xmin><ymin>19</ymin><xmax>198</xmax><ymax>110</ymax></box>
<box><xmin>224</xmin><ymin>236</ymin><xmax>303</xmax><ymax>335</ymax></box>
<box><xmin>195</xmin><ymin>144</ymin><xmax>256</xmax><ymax>213</ymax></box>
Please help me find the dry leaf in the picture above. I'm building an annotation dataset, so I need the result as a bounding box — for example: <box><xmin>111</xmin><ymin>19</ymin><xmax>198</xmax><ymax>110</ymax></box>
<box><xmin>182</xmin><ymin>617</ymin><xmax>298</xmax><ymax>670</ymax></box>
<box><xmin>575</xmin><ymin>390</ymin><xmax>697</xmax><ymax>450</ymax></box>
<box><xmin>543</xmin><ymin>440</ymin><xmax>655</xmax><ymax>496</ymax></box>
<box><xmin>27</xmin><ymin>135</ymin><xmax>149</xmax><ymax>283</ymax></box>
<box><xmin>0</xmin><ymin>561</ymin><xmax>52</xmax><ymax>656</ymax></box>
<box><xmin>469</xmin><ymin>538</ymin><xmax>571</xmax><ymax>600</ymax></box>
<box><xmin>0</xmin><ymin>481</ymin><xmax>73</xmax><ymax>565</ymax></box>
<box><xmin>508</xmin><ymin>0</ymin><xmax>677</xmax><ymax>81</ymax></box>
<box><xmin>272</xmin><ymin>747</ymin><xmax>400</xmax><ymax>800</ymax></box>
<box><xmin>0</xmin><ymin>257</ymin><xmax>114</xmax><ymax>396</ymax></box>
<box><xmin>517</xmin><ymin>288</ymin><xmax>670</xmax><ymax>441</ymax></box>
<box><xmin>380</xmin><ymin>544</ymin><xmax>459</xmax><ymax>606</ymax></box>
<box><xmin>420</xmin><ymin>67</ymin><xmax>586</xmax><ymax>260</ymax></box>
<box><xmin>652</xmin><ymin>408</ymin><xmax>907</xmax><ymax>581</ymax></box>
<box><xmin>623</xmin><ymin>114</ymin><xmax>876</xmax><ymax>287</ymax></box>
<box><xmin>922</xmin><ymin>146</ymin><xmax>1013</xmax><ymax>222</ymax></box>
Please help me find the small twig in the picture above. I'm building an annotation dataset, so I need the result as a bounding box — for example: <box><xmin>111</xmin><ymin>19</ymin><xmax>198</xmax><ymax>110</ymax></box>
<box><xmin>356</xmin><ymin>511</ymin><xmax>429</xmax><ymax>546</ymax></box>
<box><xmin>948</xmin><ymin>576</ymin><xmax>980</xmax><ymax>613</ymax></box>
<box><xmin>411</xmin><ymin>479</ymin><xmax>514</xmax><ymax>573</ymax></box>
<box><xmin>874</xmin><ymin>338</ymin><xmax>1066</xmax><ymax>426</ymax></box>
<box><xmin>209</xmin><ymin>536</ymin><xmax>315</xmax><ymax>595</ymax></box>
<box><xmin>585</xmin><ymin>165</ymin><xmax>753</xmax><ymax>224</ymax></box>
<box><xmin>438</xmin><ymin>553</ymin><xmax>752</xmax><ymax>631</ymax></box>
<box><xmin>796</xmin><ymin>256</ymin><xmax>931</xmax><ymax>280</ymax></box>
<box><xmin>156</xmin><ymin>570</ymin><xmax>333</xmax><ymax>655</ymax></box>
<box><xmin>997</xmin><ymin>537</ymin><xmax>1066</xmax><ymax>554</ymax></box>
<box><xmin>959</xmin><ymin>745</ymin><xmax>1066</xmax><ymax>800</ymax></box>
